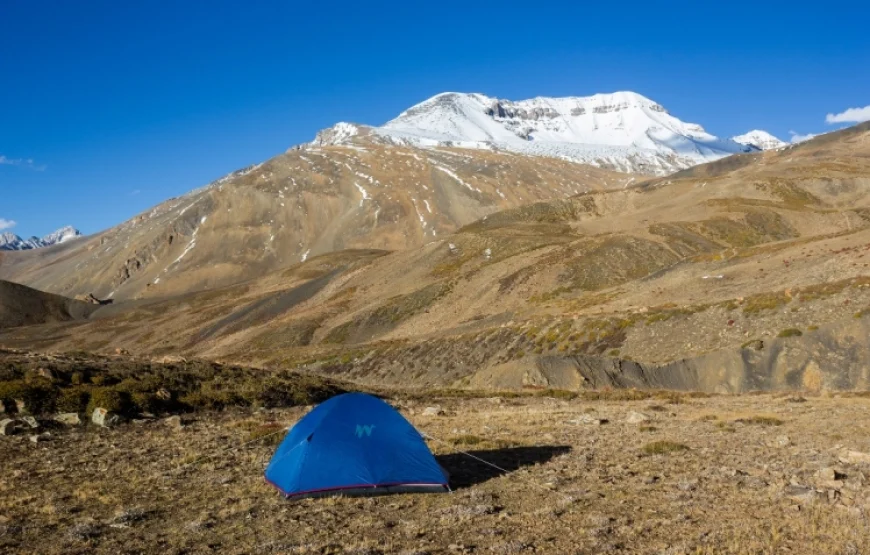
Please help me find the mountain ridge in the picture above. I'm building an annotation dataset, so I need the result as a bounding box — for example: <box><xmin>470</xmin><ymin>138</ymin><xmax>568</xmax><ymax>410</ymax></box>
<box><xmin>0</xmin><ymin>225</ymin><xmax>82</xmax><ymax>251</ymax></box>
<box><xmin>313</xmin><ymin>91</ymin><xmax>757</xmax><ymax>175</ymax></box>
<box><xmin>732</xmin><ymin>129</ymin><xmax>787</xmax><ymax>150</ymax></box>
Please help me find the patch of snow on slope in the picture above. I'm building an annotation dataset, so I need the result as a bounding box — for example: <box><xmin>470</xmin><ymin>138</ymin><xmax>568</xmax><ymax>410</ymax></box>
<box><xmin>354</xmin><ymin>182</ymin><xmax>370</xmax><ymax>206</ymax></box>
<box><xmin>432</xmin><ymin>164</ymin><xmax>481</xmax><ymax>193</ymax></box>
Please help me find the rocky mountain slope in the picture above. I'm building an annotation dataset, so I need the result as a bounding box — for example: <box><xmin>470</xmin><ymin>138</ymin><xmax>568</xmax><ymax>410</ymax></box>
<box><xmin>0</xmin><ymin>143</ymin><xmax>633</xmax><ymax>301</ymax></box>
<box><xmin>732</xmin><ymin>130</ymin><xmax>787</xmax><ymax>150</ymax></box>
<box><xmin>2</xmin><ymin>122</ymin><xmax>869</xmax><ymax>393</ymax></box>
<box><xmin>0</xmin><ymin>226</ymin><xmax>82</xmax><ymax>251</ymax></box>
<box><xmin>0</xmin><ymin>279</ymin><xmax>99</xmax><ymax>329</ymax></box>
<box><xmin>315</xmin><ymin>91</ymin><xmax>755</xmax><ymax>175</ymax></box>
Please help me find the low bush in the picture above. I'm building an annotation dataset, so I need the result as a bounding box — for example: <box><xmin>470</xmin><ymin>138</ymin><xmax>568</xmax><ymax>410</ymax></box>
<box><xmin>643</xmin><ymin>441</ymin><xmax>689</xmax><ymax>455</ymax></box>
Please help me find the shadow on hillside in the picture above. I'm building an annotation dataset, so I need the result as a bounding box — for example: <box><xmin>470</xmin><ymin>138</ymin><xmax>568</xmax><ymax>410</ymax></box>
<box><xmin>437</xmin><ymin>445</ymin><xmax>571</xmax><ymax>489</ymax></box>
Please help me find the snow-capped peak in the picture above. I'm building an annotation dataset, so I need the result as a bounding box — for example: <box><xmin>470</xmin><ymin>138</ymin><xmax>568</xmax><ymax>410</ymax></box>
<box><xmin>309</xmin><ymin>91</ymin><xmax>756</xmax><ymax>175</ymax></box>
<box><xmin>731</xmin><ymin>130</ymin><xmax>787</xmax><ymax>151</ymax></box>
<box><xmin>0</xmin><ymin>226</ymin><xmax>82</xmax><ymax>251</ymax></box>
<box><xmin>41</xmin><ymin>225</ymin><xmax>82</xmax><ymax>245</ymax></box>
<box><xmin>311</xmin><ymin>122</ymin><xmax>363</xmax><ymax>146</ymax></box>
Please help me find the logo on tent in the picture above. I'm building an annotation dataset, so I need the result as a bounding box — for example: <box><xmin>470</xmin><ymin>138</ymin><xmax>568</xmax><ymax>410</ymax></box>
<box><xmin>355</xmin><ymin>424</ymin><xmax>376</xmax><ymax>438</ymax></box>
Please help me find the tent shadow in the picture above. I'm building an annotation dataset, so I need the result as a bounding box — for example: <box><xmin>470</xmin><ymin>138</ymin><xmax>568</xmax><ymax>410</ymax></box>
<box><xmin>437</xmin><ymin>445</ymin><xmax>571</xmax><ymax>489</ymax></box>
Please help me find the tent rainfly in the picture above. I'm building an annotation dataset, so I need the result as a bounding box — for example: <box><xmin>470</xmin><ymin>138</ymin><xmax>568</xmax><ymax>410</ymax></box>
<box><xmin>265</xmin><ymin>392</ymin><xmax>449</xmax><ymax>499</ymax></box>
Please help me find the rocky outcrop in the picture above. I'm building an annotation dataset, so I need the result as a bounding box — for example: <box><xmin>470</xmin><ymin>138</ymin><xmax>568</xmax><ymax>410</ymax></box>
<box><xmin>471</xmin><ymin>316</ymin><xmax>870</xmax><ymax>393</ymax></box>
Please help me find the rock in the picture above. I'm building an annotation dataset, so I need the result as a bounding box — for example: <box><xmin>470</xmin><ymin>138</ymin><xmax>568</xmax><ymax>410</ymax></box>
<box><xmin>29</xmin><ymin>432</ymin><xmax>51</xmax><ymax>444</ymax></box>
<box><xmin>483</xmin><ymin>248</ymin><xmax>492</xmax><ymax>260</ymax></box>
<box><xmin>163</xmin><ymin>415</ymin><xmax>185</xmax><ymax>430</ymax></box>
<box><xmin>114</xmin><ymin>348</ymin><xmax>130</xmax><ymax>356</ymax></box>
<box><xmin>678</xmin><ymin>479</ymin><xmax>699</xmax><ymax>492</ymax></box>
<box><xmin>20</xmin><ymin>416</ymin><xmax>39</xmax><ymax>429</ymax></box>
<box><xmin>569</xmin><ymin>414</ymin><xmax>608</xmax><ymax>425</ymax></box>
<box><xmin>156</xmin><ymin>388</ymin><xmax>172</xmax><ymax>401</ymax></box>
<box><xmin>783</xmin><ymin>395</ymin><xmax>807</xmax><ymax>403</ymax></box>
<box><xmin>54</xmin><ymin>413</ymin><xmax>82</xmax><ymax>426</ymax></box>
<box><xmin>774</xmin><ymin>435</ymin><xmax>791</xmax><ymax>447</ymax></box>
<box><xmin>74</xmin><ymin>293</ymin><xmax>111</xmax><ymax>305</ymax></box>
<box><xmin>784</xmin><ymin>485</ymin><xmax>819</xmax><ymax>505</ymax></box>
<box><xmin>37</xmin><ymin>367</ymin><xmax>56</xmax><ymax>380</ymax></box>
<box><xmin>422</xmin><ymin>406</ymin><xmax>445</xmax><ymax>417</ymax></box>
<box><xmin>14</xmin><ymin>399</ymin><xmax>27</xmax><ymax>414</ymax></box>
<box><xmin>1</xmin><ymin>418</ymin><xmax>22</xmax><ymax>436</ymax></box>
<box><xmin>626</xmin><ymin>411</ymin><xmax>650</xmax><ymax>424</ymax></box>
<box><xmin>92</xmin><ymin>408</ymin><xmax>120</xmax><ymax>428</ymax></box>
<box><xmin>839</xmin><ymin>450</ymin><xmax>870</xmax><ymax>465</ymax></box>
<box><xmin>742</xmin><ymin>339</ymin><xmax>764</xmax><ymax>351</ymax></box>
<box><xmin>817</xmin><ymin>467</ymin><xmax>846</xmax><ymax>482</ymax></box>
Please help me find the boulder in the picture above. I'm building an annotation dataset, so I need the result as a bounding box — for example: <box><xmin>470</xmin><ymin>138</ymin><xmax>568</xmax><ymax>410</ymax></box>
<box><xmin>163</xmin><ymin>415</ymin><xmax>185</xmax><ymax>430</ymax></box>
<box><xmin>626</xmin><ymin>411</ymin><xmax>650</xmax><ymax>424</ymax></box>
<box><xmin>54</xmin><ymin>413</ymin><xmax>82</xmax><ymax>426</ymax></box>
<box><xmin>20</xmin><ymin>416</ymin><xmax>39</xmax><ymax>429</ymax></box>
<box><xmin>569</xmin><ymin>414</ymin><xmax>608</xmax><ymax>425</ymax></box>
<box><xmin>839</xmin><ymin>450</ymin><xmax>870</xmax><ymax>465</ymax></box>
<box><xmin>1</xmin><ymin>418</ymin><xmax>22</xmax><ymax>436</ymax></box>
<box><xmin>422</xmin><ymin>406</ymin><xmax>445</xmax><ymax>416</ymax></box>
<box><xmin>74</xmin><ymin>293</ymin><xmax>111</xmax><ymax>305</ymax></box>
<box><xmin>783</xmin><ymin>485</ymin><xmax>819</xmax><ymax>505</ymax></box>
<box><xmin>29</xmin><ymin>432</ymin><xmax>51</xmax><ymax>444</ymax></box>
<box><xmin>817</xmin><ymin>467</ymin><xmax>846</xmax><ymax>482</ymax></box>
<box><xmin>92</xmin><ymin>408</ymin><xmax>120</xmax><ymax>428</ymax></box>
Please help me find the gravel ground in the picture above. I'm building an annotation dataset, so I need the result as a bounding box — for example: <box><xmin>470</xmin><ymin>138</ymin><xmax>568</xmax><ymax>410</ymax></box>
<box><xmin>3</xmin><ymin>393</ymin><xmax>870</xmax><ymax>554</ymax></box>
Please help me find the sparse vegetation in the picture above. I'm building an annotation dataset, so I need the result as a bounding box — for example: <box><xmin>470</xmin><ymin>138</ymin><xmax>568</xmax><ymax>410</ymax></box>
<box><xmin>736</xmin><ymin>415</ymin><xmax>785</xmax><ymax>426</ymax></box>
<box><xmin>777</xmin><ymin>328</ymin><xmax>803</xmax><ymax>338</ymax></box>
<box><xmin>643</xmin><ymin>440</ymin><xmax>689</xmax><ymax>455</ymax></box>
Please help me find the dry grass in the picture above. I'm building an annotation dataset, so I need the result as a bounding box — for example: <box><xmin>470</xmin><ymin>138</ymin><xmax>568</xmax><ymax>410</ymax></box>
<box><xmin>3</xmin><ymin>392</ymin><xmax>870</xmax><ymax>553</ymax></box>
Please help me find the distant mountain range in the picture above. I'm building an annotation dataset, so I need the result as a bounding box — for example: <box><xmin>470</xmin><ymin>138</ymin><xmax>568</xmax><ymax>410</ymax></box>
<box><xmin>0</xmin><ymin>90</ymin><xmax>790</xmax><ymax>300</ymax></box>
<box><xmin>313</xmin><ymin>91</ymin><xmax>781</xmax><ymax>175</ymax></box>
<box><xmin>0</xmin><ymin>226</ymin><xmax>82</xmax><ymax>251</ymax></box>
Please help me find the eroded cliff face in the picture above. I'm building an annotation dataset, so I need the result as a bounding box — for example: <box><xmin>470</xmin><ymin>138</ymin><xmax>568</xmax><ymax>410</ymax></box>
<box><xmin>466</xmin><ymin>315</ymin><xmax>870</xmax><ymax>393</ymax></box>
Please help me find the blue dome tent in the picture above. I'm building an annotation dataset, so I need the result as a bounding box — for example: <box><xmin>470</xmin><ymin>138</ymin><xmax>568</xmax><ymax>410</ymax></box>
<box><xmin>265</xmin><ymin>393</ymin><xmax>449</xmax><ymax>499</ymax></box>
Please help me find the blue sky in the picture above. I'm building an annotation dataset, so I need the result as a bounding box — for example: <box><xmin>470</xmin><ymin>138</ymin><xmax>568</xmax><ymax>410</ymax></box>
<box><xmin>2</xmin><ymin>0</ymin><xmax>869</xmax><ymax>238</ymax></box>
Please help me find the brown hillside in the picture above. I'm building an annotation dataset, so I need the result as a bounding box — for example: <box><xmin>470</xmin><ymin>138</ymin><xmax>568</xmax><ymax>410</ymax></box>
<box><xmin>1</xmin><ymin>123</ymin><xmax>870</xmax><ymax>392</ymax></box>
<box><xmin>0</xmin><ymin>279</ymin><xmax>100</xmax><ymax>329</ymax></box>
<box><xmin>0</xmin><ymin>141</ymin><xmax>633</xmax><ymax>302</ymax></box>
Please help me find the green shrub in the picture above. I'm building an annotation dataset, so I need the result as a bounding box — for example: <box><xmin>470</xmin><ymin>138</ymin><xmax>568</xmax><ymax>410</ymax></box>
<box><xmin>777</xmin><ymin>328</ymin><xmax>803</xmax><ymax>338</ymax></box>
<box><xmin>0</xmin><ymin>379</ymin><xmax>58</xmax><ymax>414</ymax></box>
<box><xmin>56</xmin><ymin>387</ymin><xmax>91</xmax><ymax>413</ymax></box>
<box><xmin>736</xmin><ymin>415</ymin><xmax>784</xmax><ymax>426</ymax></box>
<box><xmin>452</xmin><ymin>434</ymin><xmax>486</xmax><ymax>446</ymax></box>
<box><xmin>86</xmin><ymin>388</ymin><xmax>131</xmax><ymax>414</ymax></box>
<box><xmin>643</xmin><ymin>441</ymin><xmax>689</xmax><ymax>455</ymax></box>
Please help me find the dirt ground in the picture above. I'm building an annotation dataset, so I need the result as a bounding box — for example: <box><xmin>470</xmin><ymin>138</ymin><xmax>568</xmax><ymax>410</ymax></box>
<box><xmin>3</xmin><ymin>392</ymin><xmax>870</xmax><ymax>554</ymax></box>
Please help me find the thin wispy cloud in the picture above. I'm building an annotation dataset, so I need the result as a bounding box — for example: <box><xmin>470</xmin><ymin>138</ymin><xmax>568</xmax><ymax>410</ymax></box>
<box><xmin>826</xmin><ymin>105</ymin><xmax>870</xmax><ymax>124</ymax></box>
<box><xmin>0</xmin><ymin>218</ymin><xmax>17</xmax><ymax>231</ymax></box>
<box><xmin>130</xmin><ymin>189</ymin><xmax>141</xmax><ymax>196</ymax></box>
<box><xmin>0</xmin><ymin>155</ymin><xmax>46</xmax><ymax>171</ymax></box>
